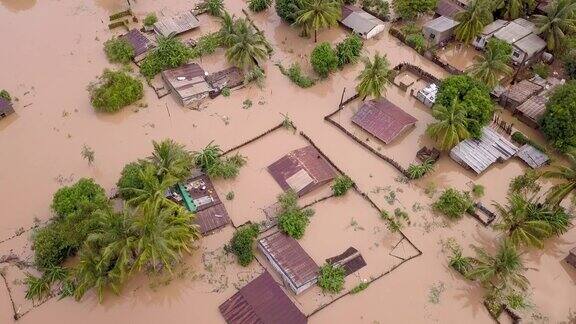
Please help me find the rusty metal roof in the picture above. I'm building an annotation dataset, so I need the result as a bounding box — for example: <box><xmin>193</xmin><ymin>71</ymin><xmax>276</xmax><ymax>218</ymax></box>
<box><xmin>352</xmin><ymin>98</ymin><xmax>417</xmax><ymax>144</ymax></box>
<box><xmin>515</xmin><ymin>94</ymin><xmax>546</xmax><ymax>123</ymax></box>
<box><xmin>267</xmin><ymin>145</ymin><xmax>336</xmax><ymax>197</ymax></box>
<box><xmin>325</xmin><ymin>247</ymin><xmax>367</xmax><ymax>276</ymax></box>
<box><xmin>258</xmin><ymin>232</ymin><xmax>319</xmax><ymax>290</ymax></box>
<box><xmin>161</xmin><ymin>63</ymin><xmax>213</xmax><ymax>104</ymax></box>
<box><xmin>122</xmin><ymin>29</ymin><xmax>153</xmax><ymax>57</ymax></box>
<box><xmin>0</xmin><ymin>97</ymin><xmax>14</xmax><ymax>115</ymax></box>
<box><xmin>219</xmin><ymin>271</ymin><xmax>307</xmax><ymax>324</ymax></box>
<box><xmin>182</xmin><ymin>173</ymin><xmax>230</xmax><ymax>235</ymax></box>
<box><xmin>206</xmin><ymin>67</ymin><xmax>245</xmax><ymax>90</ymax></box>
<box><xmin>505</xmin><ymin>80</ymin><xmax>543</xmax><ymax>105</ymax></box>
<box><xmin>435</xmin><ymin>0</ymin><xmax>465</xmax><ymax>18</ymax></box>
<box><xmin>195</xmin><ymin>203</ymin><xmax>230</xmax><ymax>235</ymax></box>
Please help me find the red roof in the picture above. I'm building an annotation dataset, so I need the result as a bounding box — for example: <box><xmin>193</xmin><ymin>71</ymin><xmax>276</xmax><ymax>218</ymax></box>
<box><xmin>352</xmin><ymin>99</ymin><xmax>417</xmax><ymax>144</ymax></box>
<box><xmin>267</xmin><ymin>145</ymin><xmax>336</xmax><ymax>197</ymax></box>
<box><xmin>219</xmin><ymin>271</ymin><xmax>307</xmax><ymax>324</ymax></box>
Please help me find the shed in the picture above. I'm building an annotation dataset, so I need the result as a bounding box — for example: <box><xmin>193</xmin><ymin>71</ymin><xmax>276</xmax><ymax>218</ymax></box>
<box><xmin>502</xmin><ymin>79</ymin><xmax>543</xmax><ymax>109</ymax></box>
<box><xmin>121</xmin><ymin>29</ymin><xmax>154</xmax><ymax>62</ymax></box>
<box><xmin>514</xmin><ymin>94</ymin><xmax>547</xmax><ymax>128</ymax></box>
<box><xmin>153</xmin><ymin>11</ymin><xmax>200</xmax><ymax>37</ymax></box>
<box><xmin>514</xmin><ymin>33</ymin><xmax>546</xmax><ymax>62</ymax></box>
<box><xmin>258</xmin><ymin>231</ymin><xmax>319</xmax><ymax>295</ymax></box>
<box><xmin>340</xmin><ymin>5</ymin><xmax>385</xmax><ymax>39</ymax></box>
<box><xmin>565</xmin><ymin>247</ymin><xmax>576</xmax><ymax>269</ymax></box>
<box><xmin>450</xmin><ymin>126</ymin><xmax>519</xmax><ymax>174</ymax></box>
<box><xmin>206</xmin><ymin>67</ymin><xmax>245</xmax><ymax>95</ymax></box>
<box><xmin>325</xmin><ymin>247</ymin><xmax>367</xmax><ymax>276</ymax></box>
<box><xmin>472</xmin><ymin>19</ymin><xmax>509</xmax><ymax>49</ymax></box>
<box><xmin>219</xmin><ymin>271</ymin><xmax>307</xmax><ymax>324</ymax></box>
<box><xmin>516</xmin><ymin>144</ymin><xmax>549</xmax><ymax>168</ymax></box>
<box><xmin>161</xmin><ymin>63</ymin><xmax>214</xmax><ymax>106</ymax></box>
<box><xmin>423</xmin><ymin>16</ymin><xmax>459</xmax><ymax>45</ymax></box>
<box><xmin>267</xmin><ymin>145</ymin><xmax>336</xmax><ymax>197</ymax></box>
<box><xmin>0</xmin><ymin>97</ymin><xmax>14</xmax><ymax>119</ymax></box>
<box><xmin>352</xmin><ymin>98</ymin><xmax>417</xmax><ymax>144</ymax></box>
<box><xmin>435</xmin><ymin>0</ymin><xmax>465</xmax><ymax>18</ymax></box>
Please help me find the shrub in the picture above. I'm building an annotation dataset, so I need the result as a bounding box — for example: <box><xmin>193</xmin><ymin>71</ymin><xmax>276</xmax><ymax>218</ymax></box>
<box><xmin>564</xmin><ymin>53</ymin><xmax>576</xmax><ymax>79</ymax></box>
<box><xmin>449</xmin><ymin>247</ymin><xmax>474</xmax><ymax>277</ymax></box>
<box><xmin>24</xmin><ymin>273</ymin><xmax>51</xmax><ymax>301</ymax></box>
<box><xmin>104</xmin><ymin>37</ymin><xmax>134</xmax><ymax>64</ymax></box>
<box><xmin>350</xmin><ymin>281</ymin><xmax>369</xmax><ymax>294</ymax></box>
<box><xmin>509</xmin><ymin>170</ymin><xmax>540</xmax><ymax>194</ymax></box>
<box><xmin>117</xmin><ymin>161</ymin><xmax>147</xmax><ymax>200</ymax></box>
<box><xmin>89</xmin><ymin>69</ymin><xmax>143</xmax><ymax>113</ymax></box>
<box><xmin>331</xmin><ymin>175</ymin><xmax>354</xmax><ymax>196</ymax></box>
<box><xmin>190</xmin><ymin>32</ymin><xmax>222</xmax><ymax>59</ymax></box>
<box><xmin>249</xmin><ymin>0</ymin><xmax>272</xmax><ymax>12</ymax></box>
<box><xmin>532</xmin><ymin>62</ymin><xmax>550</xmax><ymax>79</ymax></box>
<box><xmin>433</xmin><ymin>188</ymin><xmax>473</xmax><ymax>220</ymax></box>
<box><xmin>229</xmin><ymin>224</ymin><xmax>260</xmax><ymax>266</ymax></box>
<box><xmin>278</xmin><ymin>63</ymin><xmax>316</xmax><ymax>88</ymax></box>
<box><xmin>317</xmin><ymin>263</ymin><xmax>346</xmax><ymax>293</ymax></box>
<box><xmin>392</xmin><ymin>0</ymin><xmax>437</xmax><ymax>20</ymax></box>
<box><xmin>143</xmin><ymin>13</ymin><xmax>157</xmax><ymax>27</ymax></box>
<box><xmin>198</xmin><ymin>0</ymin><xmax>225</xmax><ymax>16</ymax></box>
<box><xmin>0</xmin><ymin>89</ymin><xmax>11</xmax><ymax>102</ymax></box>
<box><xmin>407</xmin><ymin>158</ymin><xmax>434</xmax><ymax>179</ymax></box>
<box><xmin>336</xmin><ymin>34</ymin><xmax>363</xmax><ymax>68</ymax></box>
<box><xmin>406</xmin><ymin>33</ymin><xmax>426</xmax><ymax>53</ymax></box>
<box><xmin>32</xmin><ymin>225</ymin><xmax>71</xmax><ymax>270</ymax></box>
<box><xmin>540</xmin><ymin>81</ymin><xmax>576</xmax><ymax>152</ymax></box>
<box><xmin>511</xmin><ymin>131</ymin><xmax>547</xmax><ymax>153</ymax></box>
<box><xmin>310</xmin><ymin>42</ymin><xmax>338</xmax><ymax>78</ymax></box>
<box><xmin>361</xmin><ymin>0</ymin><xmax>390</xmax><ymax>18</ymax></box>
<box><xmin>471</xmin><ymin>184</ymin><xmax>485</xmax><ymax>198</ymax></box>
<box><xmin>221</xmin><ymin>87</ymin><xmax>231</xmax><ymax>97</ymax></box>
<box><xmin>275</xmin><ymin>0</ymin><xmax>303</xmax><ymax>24</ymax></box>
<box><xmin>381</xmin><ymin>208</ymin><xmax>410</xmax><ymax>232</ymax></box>
<box><xmin>51</xmin><ymin>178</ymin><xmax>109</xmax><ymax>218</ymax></box>
<box><xmin>140</xmin><ymin>37</ymin><xmax>192</xmax><ymax>79</ymax></box>
<box><xmin>277</xmin><ymin>190</ymin><xmax>314</xmax><ymax>239</ymax></box>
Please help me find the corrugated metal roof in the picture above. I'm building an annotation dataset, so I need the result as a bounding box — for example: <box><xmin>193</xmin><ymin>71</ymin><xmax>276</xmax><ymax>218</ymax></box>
<box><xmin>206</xmin><ymin>67</ymin><xmax>245</xmax><ymax>90</ymax></box>
<box><xmin>341</xmin><ymin>4</ymin><xmax>362</xmax><ymax>20</ymax></box>
<box><xmin>481</xmin><ymin>19</ymin><xmax>509</xmax><ymax>36</ymax></box>
<box><xmin>424</xmin><ymin>16</ymin><xmax>459</xmax><ymax>32</ymax></box>
<box><xmin>515</xmin><ymin>94</ymin><xmax>547</xmax><ymax>123</ymax></box>
<box><xmin>435</xmin><ymin>0</ymin><xmax>465</xmax><ymax>18</ymax></box>
<box><xmin>195</xmin><ymin>203</ymin><xmax>230</xmax><ymax>235</ymax></box>
<box><xmin>219</xmin><ymin>271</ymin><xmax>307</xmax><ymax>324</ymax></box>
<box><xmin>325</xmin><ymin>247</ymin><xmax>367</xmax><ymax>276</ymax></box>
<box><xmin>514</xmin><ymin>33</ymin><xmax>546</xmax><ymax>57</ymax></box>
<box><xmin>122</xmin><ymin>29</ymin><xmax>153</xmax><ymax>57</ymax></box>
<box><xmin>341</xmin><ymin>10</ymin><xmax>384</xmax><ymax>35</ymax></box>
<box><xmin>153</xmin><ymin>11</ymin><xmax>200</xmax><ymax>37</ymax></box>
<box><xmin>352</xmin><ymin>98</ymin><xmax>417</xmax><ymax>144</ymax></box>
<box><xmin>505</xmin><ymin>79</ymin><xmax>543</xmax><ymax>104</ymax></box>
<box><xmin>267</xmin><ymin>146</ymin><xmax>336</xmax><ymax>197</ymax></box>
<box><xmin>161</xmin><ymin>63</ymin><xmax>213</xmax><ymax>105</ymax></box>
<box><xmin>494</xmin><ymin>20</ymin><xmax>532</xmax><ymax>44</ymax></box>
<box><xmin>258</xmin><ymin>232</ymin><xmax>319</xmax><ymax>290</ymax></box>
<box><xmin>516</xmin><ymin>144</ymin><xmax>549</xmax><ymax>169</ymax></box>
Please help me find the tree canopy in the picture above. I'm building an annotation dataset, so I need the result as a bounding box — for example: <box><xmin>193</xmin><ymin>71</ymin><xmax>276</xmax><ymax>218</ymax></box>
<box><xmin>392</xmin><ymin>0</ymin><xmax>437</xmax><ymax>20</ymax></box>
<box><xmin>540</xmin><ymin>81</ymin><xmax>576</xmax><ymax>152</ymax></box>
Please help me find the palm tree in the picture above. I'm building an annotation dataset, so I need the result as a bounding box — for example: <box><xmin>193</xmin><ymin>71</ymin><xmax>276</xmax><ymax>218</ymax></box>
<box><xmin>455</xmin><ymin>0</ymin><xmax>494</xmax><ymax>43</ymax></box>
<box><xmin>73</xmin><ymin>247</ymin><xmax>112</xmax><ymax>302</ymax></box>
<box><xmin>426</xmin><ymin>99</ymin><xmax>471</xmax><ymax>150</ymax></box>
<box><xmin>542</xmin><ymin>151</ymin><xmax>576</xmax><ymax>204</ymax></box>
<box><xmin>198</xmin><ymin>0</ymin><xmax>225</xmax><ymax>17</ymax></box>
<box><xmin>218</xmin><ymin>11</ymin><xmax>236</xmax><ymax>47</ymax></box>
<box><xmin>149</xmin><ymin>139</ymin><xmax>193</xmax><ymax>182</ymax></box>
<box><xmin>355</xmin><ymin>53</ymin><xmax>392</xmax><ymax>100</ymax></box>
<box><xmin>468</xmin><ymin>40</ymin><xmax>513</xmax><ymax>88</ymax></box>
<box><xmin>534</xmin><ymin>0</ymin><xmax>576</xmax><ymax>52</ymax></box>
<box><xmin>294</xmin><ymin>0</ymin><xmax>341</xmax><ymax>42</ymax></box>
<box><xmin>492</xmin><ymin>0</ymin><xmax>535</xmax><ymax>19</ymax></box>
<box><xmin>493</xmin><ymin>194</ymin><xmax>553</xmax><ymax>248</ymax></box>
<box><xmin>225</xmin><ymin>19</ymin><xmax>270</xmax><ymax>70</ymax></box>
<box><xmin>192</xmin><ymin>142</ymin><xmax>223</xmax><ymax>171</ymax></box>
<box><xmin>121</xmin><ymin>164</ymin><xmax>179</xmax><ymax>207</ymax></box>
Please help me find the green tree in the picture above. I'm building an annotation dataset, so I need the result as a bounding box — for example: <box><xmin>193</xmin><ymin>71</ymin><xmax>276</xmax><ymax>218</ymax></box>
<box><xmin>534</xmin><ymin>0</ymin><xmax>576</xmax><ymax>52</ymax></box>
<box><xmin>427</xmin><ymin>99</ymin><xmax>471</xmax><ymax>150</ymax></box>
<box><xmin>276</xmin><ymin>0</ymin><xmax>305</xmax><ymax>23</ymax></box>
<box><xmin>468</xmin><ymin>38</ymin><xmax>513</xmax><ymax>88</ymax></box>
<box><xmin>355</xmin><ymin>53</ymin><xmax>392</xmax><ymax>99</ymax></box>
<box><xmin>149</xmin><ymin>139</ymin><xmax>193</xmax><ymax>182</ymax></box>
<box><xmin>542</xmin><ymin>151</ymin><xmax>576</xmax><ymax>204</ymax></box>
<box><xmin>540</xmin><ymin>81</ymin><xmax>576</xmax><ymax>152</ymax></box>
<box><xmin>310</xmin><ymin>42</ymin><xmax>338</xmax><ymax>77</ymax></box>
<box><xmin>335</xmin><ymin>34</ymin><xmax>363</xmax><ymax>67</ymax></box>
<box><xmin>116</xmin><ymin>161</ymin><xmax>148</xmax><ymax>200</ymax></box>
<box><xmin>392</xmin><ymin>0</ymin><xmax>437</xmax><ymax>20</ymax></box>
<box><xmin>198</xmin><ymin>0</ymin><xmax>225</xmax><ymax>17</ymax></box>
<box><xmin>120</xmin><ymin>164</ymin><xmax>179</xmax><ymax>207</ymax></box>
<box><xmin>139</xmin><ymin>37</ymin><xmax>192</xmax><ymax>79</ymax></box>
<box><xmin>88</xmin><ymin>69</ymin><xmax>143</xmax><ymax>113</ymax></box>
<box><xmin>225</xmin><ymin>19</ymin><xmax>269</xmax><ymax>70</ymax></box>
<box><xmin>455</xmin><ymin>0</ymin><xmax>494</xmax><ymax>43</ymax></box>
<box><xmin>295</xmin><ymin>0</ymin><xmax>341</xmax><ymax>42</ymax></box>
<box><xmin>492</xmin><ymin>0</ymin><xmax>535</xmax><ymax>19</ymax></box>
<box><xmin>104</xmin><ymin>38</ymin><xmax>134</xmax><ymax>64</ymax></box>
<box><xmin>249</xmin><ymin>0</ymin><xmax>272</xmax><ymax>12</ymax></box>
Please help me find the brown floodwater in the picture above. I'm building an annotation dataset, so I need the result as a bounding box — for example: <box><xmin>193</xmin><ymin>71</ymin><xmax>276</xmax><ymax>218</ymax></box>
<box><xmin>0</xmin><ymin>0</ymin><xmax>574</xmax><ymax>323</ymax></box>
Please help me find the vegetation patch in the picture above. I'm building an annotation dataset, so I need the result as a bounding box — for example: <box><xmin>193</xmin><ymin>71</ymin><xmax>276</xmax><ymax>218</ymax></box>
<box><xmin>380</xmin><ymin>208</ymin><xmax>410</xmax><ymax>232</ymax></box>
<box><xmin>350</xmin><ymin>281</ymin><xmax>370</xmax><ymax>294</ymax></box>
<box><xmin>143</xmin><ymin>13</ymin><xmax>157</xmax><ymax>27</ymax></box>
<box><xmin>317</xmin><ymin>263</ymin><xmax>346</xmax><ymax>294</ymax></box>
<box><xmin>392</xmin><ymin>0</ymin><xmax>436</xmax><ymax>20</ymax></box>
<box><xmin>248</xmin><ymin>0</ymin><xmax>272</xmax><ymax>12</ymax></box>
<box><xmin>192</xmin><ymin>142</ymin><xmax>247</xmax><ymax>179</ymax></box>
<box><xmin>0</xmin><ymin>89</ymin><xmax>11</xmax><ymax>102</ymax></box>
<box><xmin>406</xmin><ymin>158</ymin><xmax>434</xmax><ymax>179</ymax></box>
<box><xmin>228</xmin><ymin>223</ymin><xmax>260</xmax><ymax>266</ymax></box>
<box><xmin>433</xmin><ymin>188</ymin><xmax>473</xmax><ymax>220</ymax></box>
<box><xmin>276</xmin><ymin>190</ymin><xmax>314</xmax><ymax>239</ymax></box>
<box><xmin>311</xmin><ymin>42</ymin><xmax>338</xmax><ymax>78</ymax></box>
<box><xmin>331</xmin><ymin>175</ymin><xmax>354</xmax><ymax>196</ymax></box>
<box><xmin>89</xmin><ymin>69</ymin><xmax>143</xmax><ymax>113</ymax></box>
<box><xmin>140</xmin><ymin>37</ymin><xmax>192</xmax><ymax>79</ymax></box>
<box><xmin>335</xmin><ymin>34</ymin><xmax>363</xmax><ymax>68</ymax></box>
<box><xmin>277</xmin><ymin>63</ymin><xmax>316</xmax><ymax>88</ymax></box>
<box><xmin>540</xmin><ymin>81</ymin><xmax>576</xmax><ymax>152</ymax></box>
<box><xmin>104</xmin><ymin>37</ymin><xmax>135</xmax><ymax>64</ymax></box>
<box><xmin>361</xmin><ymin>0</ymin><xmax>389</xmax><ymax>18</ymax></box>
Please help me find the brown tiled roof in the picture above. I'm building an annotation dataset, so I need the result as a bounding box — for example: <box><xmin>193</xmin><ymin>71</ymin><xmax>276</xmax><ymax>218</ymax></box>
<box><xmin>352</xmin><ymin>98</ymin><xmax>417</xmax><ymax>144</ymax></box>
<box><xmin>195</xmin><ymin>203</ymin><xmax>229</xmax><ymax>235</ymax></box>
<box><xmin>325</xmin><ymin>247</ymin><xmax>367</xmax><ymax>276</ymax></box>
<box><xmin>505</xmin><ymin>80</ymin><xmax>543</xmax><ymax>104</ymax></box>
<box><xmin>267</xmin><ymin>145</ymin><xmax>336</xmax><ymax>196</ymax></box>
<box><xmin>219</xmin><ymin>271</ymin><xmax>307</xmax><ymax>324</ymax></box>
<box><xmin>435</xmin><ymin>0</ymin><xmax>465</xmax><ymax>18</ymax></box>
<box><xmin>122</xmin><ymin>29</ymin><xmax>153</xmax><ymax>57</ymax></box>
<box><xmin>258</xmin><ymin>232</ymin><xmax>319</xmax><ymax>290</ymax></box>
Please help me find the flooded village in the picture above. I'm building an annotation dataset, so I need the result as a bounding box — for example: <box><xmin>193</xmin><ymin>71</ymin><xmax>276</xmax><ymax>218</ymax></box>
<box><xmin>0</xmin><ymin>0</ymin><xmax>575</xmax><ymax>323</ymax></box>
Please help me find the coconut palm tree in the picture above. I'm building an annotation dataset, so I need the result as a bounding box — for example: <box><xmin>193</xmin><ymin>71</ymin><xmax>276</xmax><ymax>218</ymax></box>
<box><xmin>149</xmin><ymin>139</ymin><xmax>193</xmax><ymax>182</ymax></box>
<box><xmin>73</xmin><ymin>247</ymin><xmax>113</xmax><ymax>302</ymax></box>
<box><xmin>198</xmin><ymin>0</ymin><xmax>225</xmax><ymax>17</ymax></box>
<box><xmin>218</xmin><ymin>11</ymin><xmax>237</xmax><ymax>47</ymax></box>
<box><xmin>468</xmin><ymin>40</ymin><xmax>513</xmax><ymax>88</ymax></box>
<box><xmin>534</xmin><ymin>0</ymin><xmax>576</xmax><ymax>52</ymax></box>
<box><xmin>492</xmin><ymin>194</ymin><xmax>553</xmax><ymax>248</ymax></box>
<box><xmin>492</xmin><ymin>0</ymin><xmax>535</xmax><ymax>19</ymax></box>
<box><xmin>225</xmin><ymin>19</ymin><xmax>270</xmax><ymax>70</ymax></box>
<box><xmin>355</xmin><ymin>53</ymin><xmax>392</xmax><ymax>100</ymax></box>
<box><xmin>426</xmin><ymin>99</ymin><xmax>471</xmax><ymax>150</ymax></box>
<box><xmin>294</xmin><ymin>0</ymin><xmax>341</xmax><ymax>42</ymax></box>
<box><xmin>455</xmin><ymin>0</ymin><xmax>494</xmax><ymax>43</ymax></box>
<box><xmin>542</xmin><ymin>151</ymin><xmax>576</xmax><ymax>204</ymax></box>
<box><xmin>120</xmin><ymin>164</ymin><xmax>179</xmax><ymax>207</ymax></box>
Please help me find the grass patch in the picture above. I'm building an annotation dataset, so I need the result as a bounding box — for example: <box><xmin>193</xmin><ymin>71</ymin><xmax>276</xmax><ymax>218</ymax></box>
<box><xmin>331</xmin><ymin>175</ymin><xmax>354</xmax><ymax>196</ymax></box>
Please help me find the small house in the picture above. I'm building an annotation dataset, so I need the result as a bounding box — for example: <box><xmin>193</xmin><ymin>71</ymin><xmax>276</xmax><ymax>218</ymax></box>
<box><xmin>514</xmin><ymin>94</ymin><xmax>547</xmax><ymax>128</ymax></box>
<box><xmin>352</xmin><ymin>98</ymin><xmax>417</xmax><ymax>144</ymax></box>
<box><xmin>435</xmin><ymin>0</ymin><xmax>465</xmax><ymax>18</ymax></box>
<box><xmin>423</xmin><ymin>16</ymin><xmax>459</xmax><ymax>45</ymax></box>
<box><xmin>491</xmin><ymin>18</ymin><xmax>546</xmax><ymax>64</ymax></box>
<box><xmin>565</xmin><ymin>247</ymin><xmax>576</xmax><ymax>269</ymax></box>
<box><xmin>450</xmin><ymin>126</ymin><xmax>519</xmax><ymax>174</ymax></box>
<box><xmin>516</xmin><ymin>144</ymin><xmax>549</xmax><ymax>169</ymax></box>
<box><xmin>0</xmin><ymin>97</ymin><xmax>14</xmax><ymax>119</ymax></box>
<box><xmin>340</xmin><ymin>5</ymin><xmax>385</xmax><ymax>39</ymax></box>
<box><xmin>267</xmin><ymin>145</ymin><xmax>336</xmax><ymax>197</ymax></box>
<box><xmin>153</xmin><ymin>11</ymin><xmax>200</xmax><ymax>37</ymax></box>
<box><xmin>258</xmin><ymin>231</ymin><xmax>319</xmax><ymax>295</ymax></box>
<box><xmin>161</xmin><ymin>63</ymin><xmax>214</xmax><ymax>106</ymax></box>
<box><xmin>501</xmin><ymin>79</ymin><xmax>543</xmax><ymax>109</ymax></box>
<box><xmin>205</xmin><ymin>67</ymin><xmax>245</xmax><ymax>97</ymax></box>
<box><xmin>325</xmin><ymin>247</ymin><xmax>367</xmax><ymax>276</ymax></box>
<box><xmin>472</xmin><ymin>19</ymin><xmax>509</xmax><ymax>49</ymax></box>
<box><xmin>121</xmin><ymin>29</ymin><xmax>155</xmax><ymax>62</ymax></box>
<box><xmin>219</xmin><ymin>271</ymin><xmax>307</xmax><ymax>324</ymax></box>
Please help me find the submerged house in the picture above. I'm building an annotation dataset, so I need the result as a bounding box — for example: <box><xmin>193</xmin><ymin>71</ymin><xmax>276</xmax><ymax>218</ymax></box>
<box><xmin>268</xmin><ymin>145</ymin><xmax>336</xmax><ymax>197</ymax></box>
<box><xmin>501</xmin><ymin>79</ymin><xmax>543</xmax><ymax>109</ymax></box>
<box><xmin>514</xmin><ymin>94</ymin><xmax>547</xmax><ymax>128</ymax></box>
<box><xmin>258</xmin><ymin>231</ymin><xmax>319</xmax><ymax>295</ymax></box>
<box><xmin>161</xmin><ymin>63</ymin><xmax>214</xmax><ymax>106</ymax></box>
<box><xmin>352</xmin><ymin>98</ymin><xmax>417</xmax><ymax>144</ymax></box>
<box><xmin>325</xmin><ymin>247</ymin><xmax>367</xmax><ymax>276</ymax></box>
<box><xmin>205</xmin><ymin>67</ymin><xmax>245</xmax><ymax>97</ymax></box>
<box><xmin>416</xmin><ymin>83</ymin><xmax>438</xmax><ymax>108</ymax></box>
<box><xmin>219</xmin><ymin>271</ymin><xmax>307</xmax><ymax>324</ymax></box>
<box><xmin>121</xmin><ymin>29</ymin><xmax>155</xmax><ymax>62</ymax></box>
<box><xmin>340</xmin><ymin>5</ymin><xmax>385</xmax><ymax>39</ymax></box>
<box><xmin>450</xmin><ymin>126</ymin><xmax>519</xmax><ymax>174</ymax></box>
<box><xmin>0</xmin><ymin>97</ymin><xmax>14</xmax><ymax>119</ymax></box>
<box><xmin>153</xmin><ymin>11</ymin><xmax>200</xmax><ymax>37</ymax></box>
<box><xmin>423</xmin><ymin>16</ymin><xmax>459</xmax><ymax>45</ymax></box>
<box><xmin>516</xmin><ymin>144</ymin><xmax>549</xmax><ymax>169</ymax></box>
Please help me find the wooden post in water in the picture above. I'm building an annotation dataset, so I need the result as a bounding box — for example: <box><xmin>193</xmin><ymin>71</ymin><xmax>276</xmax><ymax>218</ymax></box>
<box><xmin>339</xmin><ymin>88</ymin><xmax>346</xmax><ymax>107</ymax></box>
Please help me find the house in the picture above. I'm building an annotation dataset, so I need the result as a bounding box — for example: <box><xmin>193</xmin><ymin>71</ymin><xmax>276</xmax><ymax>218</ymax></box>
<box><xmin>267</xmin><ymin>145</ymin><xmax>336</xmax><ymax>197</ymax></box>
<box><xmin>472</xmin><ymin>19</ymin><xmax>509</xmax><ymax>49</ymax></box>
<box><xmin>340</xmin><ymin>5</ymin><xmax>385</xmax><ymax>39</ymax></box>
<box><xmin>205</xmin><ymin>67</ymin><xmax>245</xmax><ymax>97</ymax></box>
<box><xmin>219</xmin><ymin>271</ymin><xmax>307</xmax><ymax>324</ymax></box>
<box><xmin>501</xmin><ymin>79</ymin><xmax>543</xmax><ymax>109</ymax></box>
<box><xmin>435</xmin><ymin>0</ymin><xmax>465</xmax><ymax>19</ymax></box>
<box><xmin>153</xmin><ymin>11</ymin><xmax>200</xmax><ymax>37</ymax></box>
<box><xmin>325</xmin><ymin>247</ymin><xmax>367</xmax><ymax>276</ymax></box>
<box><xmin>565</xmin><ymin>247</ymin><xmax>576</xmax><ymax>269</ymax></box>
<box><xmin>489</xmin><ymin>18</ymin><xmax>546</xmax><ymax>64</ymax></box>
<box><xmin>416</xmin><ymin>83</ymin><xmax>438</xmax><ymax>108</ymax></box>
<box><xmin>258</xmin><ymin>231</ymin><xmax>319</xmax><ymax>295</ymax></box>
<box><xmin>352</xmin><ymin>98</ymin><xmax>417</xmax><ymax>144</ymax></box>
<box><xmin>0</xmin><ymin>97</ymin><xmax>14</xmax><ymax>119</ymax></box>
<box><xmin>516</xmin><ymin>144</ymin><xmax>549</xmax><ymax>169</ymax></box>
<box><xmin>514</xmin><ymin>94</ymin><xmax>547</xmax><ymax>128</ymax></box>
<box><xmin>450</xmin><ymin>126</ymin><xmax>519</xmax><ymax>174</ymax></box>
<box><xmin>121</xmin><ymin>29</ymin><xmax>154</xmax><ymax>62</ymax></box>
<box><xmin>423</xmin><ymin>16</ymin><xmax>459</xmax><ymax>45</ymax></box>
<box><xmin>161</xmin><ymin>63</ymin><xmax>214</xmax><ymax>106</ymax></box>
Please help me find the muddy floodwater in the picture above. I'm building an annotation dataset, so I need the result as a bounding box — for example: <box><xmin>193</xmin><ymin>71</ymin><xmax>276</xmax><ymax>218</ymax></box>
<box><xmin>1</xmin><ymin>1</ymin><xmax>575</xmax><ymax>323</ymax></box>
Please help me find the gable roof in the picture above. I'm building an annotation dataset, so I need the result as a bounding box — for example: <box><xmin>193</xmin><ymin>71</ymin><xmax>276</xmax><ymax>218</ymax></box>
<box><xmin>161</xmin><ymin>63</ymin><xmax>213</xmax><ymax>105</ymax></box>
<box><xmin>514</xmin><ymin>33</ymin><xmax>546</xmax><ymax>57</ymax></box>
<box><xmin>219</xmin><ymin>271</ymin><xmax>307</xmax><ymax>324</ymax></box>
<box><xmin>122</xmin><ymin>29</ymin><xmax>153</xmax><ymax>57</ymax></box>
<box><xmin>340</xmin><ymin>6</ymin><xmax>384</xmax><ymax>35</ymax></box>
<box><xmin>435</xmin><ymin>0</ymin><xmax>465</xmax><ymax>18</ymax></box>
<box><xmin>494</xmin><ymin>20</ymin><xmax>533</xmax><ymax>44</ymax></box>
<box><xmin>424</xmin><ymin>16</ymin><xmax>459</xmax><ymax>33</ymax></box>
<box><xmin>481</xmin><ymin>19</ymin><xmax>509</xmax><ymax>36</ymax></box>
<box><xmin>505</xmin><ymin>79</ymin><xmax>543</xmax><ymax>104</ymax></box>
<box><xmin>352</xmin><ymin>98</ymin><xmax>417</xmax><ymax>144</ymax></box>
<box><xmin>515</xmin><ymin>94</ymin><xmax>547</xmax><ymax>124</ymax></box>
<box><xmin>325</xmin><ymin>247</ymin><xmax>367</xmax><ymax>276</ymax></box>
<box><xmin>153</xmin><ymin>11</ymin><xmax>200</xmax><ymax>37</ymax></box>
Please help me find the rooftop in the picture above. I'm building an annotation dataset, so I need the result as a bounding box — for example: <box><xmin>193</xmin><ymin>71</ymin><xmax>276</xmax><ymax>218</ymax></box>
<box><xmin>515</xmin><ymin>94</ymin><xmax>547</xmax><ymax>124</ymax></box>
<box><xmin>424</xmin><ymin>15</ymin><xmax>459</xmax><ymax>32</ymax></box>
<box><xmin>121</xmin><ymin>29</ymin><xmax>153</xmax><ymax>57</ymax></box>
<box><xmin>514</xmin><ymin>33</ymin><xmax>546</xmax><ymax>57</ymax></box>
<box><xmin>505</xmin><ymin>79</ymin><xmax>543</xmax><ymax>104</ymax></box>
<box><xmin>351</xmin><ymin>98</ymin><xmax>417</xmax><ymax>144</ymax></box>
<box><xmin>481</xmin><ymin>19</ymin><xmax>509</xmax><ymax>36</ymax></box>
<box><xmin>493</xmin><ymin>19</ymin><xmax>533</xmax><ymax>44</ymax></box>
<box><xmin>161</xmin><ymin>63</ymin><xmax>213</xmax><ymax>106</ymax></box>
<box><xmin>435</xmin><ymin>0</ymin><xmax>465</xmax><ymax>18</ymax></box>
<box><xmin>340</xmin><ymin>6</ymin><xmax>384</xmax><ymax>35</ymax></box>
<box><xmin>516</xmin><ymin>144</ymin><xmax>549</xmax><ymax>169</ymax></box>
<box><xmin>153</xmin><ymin>11</ymin><xmax>200</xmax><ymax>37</ymax></box>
